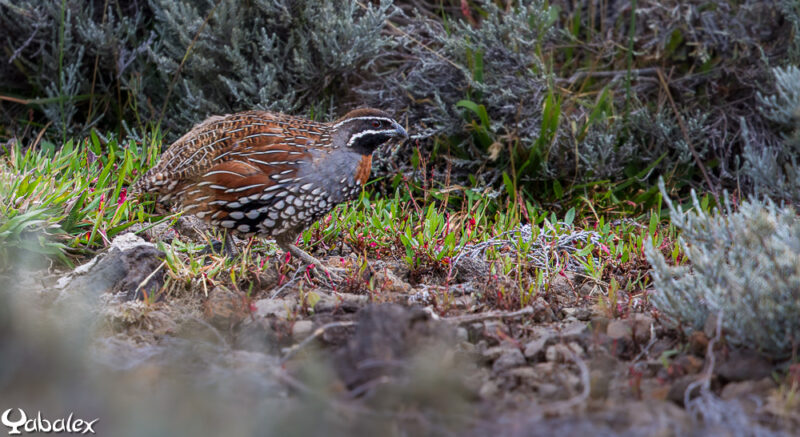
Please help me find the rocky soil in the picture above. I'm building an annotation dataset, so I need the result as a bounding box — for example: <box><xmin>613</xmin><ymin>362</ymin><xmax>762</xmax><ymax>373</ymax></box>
<box><xmin>3</xmin><ymin>231</ymin><xmax>797</xmax><ymax>437</ymax></box>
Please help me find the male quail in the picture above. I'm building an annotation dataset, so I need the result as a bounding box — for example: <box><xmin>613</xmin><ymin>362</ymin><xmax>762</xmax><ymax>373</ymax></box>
<box><xmin>131</xmin><ymin>108</ymin><xmax>408</xmax><ymax>273</ymax></box>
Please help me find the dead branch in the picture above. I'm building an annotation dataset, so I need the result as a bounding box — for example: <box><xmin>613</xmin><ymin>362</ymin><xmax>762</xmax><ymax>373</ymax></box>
<box><xmin>443</xmin><ymin>306</ymin><xmax>536</xmax><ymax>324</ymax></box>
<box><xmin>280</xmin><ymin>321</ymin><xmax>356</xmax><ymax>364</ymax></box>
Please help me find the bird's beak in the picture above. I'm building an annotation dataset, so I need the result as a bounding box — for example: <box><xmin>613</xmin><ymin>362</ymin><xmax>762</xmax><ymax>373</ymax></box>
<box><xmin>393</xmin><ymin>121</ymin><xmax>409</xmax><ymax>139</ymax></box>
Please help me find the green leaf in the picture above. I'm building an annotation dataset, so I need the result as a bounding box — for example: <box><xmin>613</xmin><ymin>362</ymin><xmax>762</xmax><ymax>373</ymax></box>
<box><xmin>649</xmin><ymin>212</ymin><xmax>658</xmax><ymax>236</ymax></box>
<box><xmin>552</xmin><ymin>179</ymin><xmax>564</xmax><ymax>199</ymax></box>
<box><xmin>564</xmin><ymin>207</ymin><xmax>575</xmax><ymax>226</ymax></box>
<box><xmin>456</xmin><ymin>100</ymin><xmax>490</xmax><ymax>129</ymax></box>
<box><xmin>63</xmin><ymin>188</ymin><xmax>88</xmax><ymax>227</ymax></box>
<box><xmin>502</xmin><ymin>172</ymin><xmax>515</xmax><ymax>201</ymax></box>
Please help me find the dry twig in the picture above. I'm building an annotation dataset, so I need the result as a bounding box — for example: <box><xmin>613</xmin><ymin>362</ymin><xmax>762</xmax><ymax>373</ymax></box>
<box><xmin>443</xmin><ymin>306</ymin><xmax>536</xmax><ymax>324</ymax></box>
<box><xmin>280</xmin><ymin>321</ymin><xmax>356</xmax><ymax>364</ymax></box>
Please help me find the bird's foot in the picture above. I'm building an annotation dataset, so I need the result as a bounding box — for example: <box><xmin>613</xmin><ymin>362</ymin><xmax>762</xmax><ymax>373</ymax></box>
<box><xmin>199</xmin><ymin>233</ymin><xmax>239</xmax><ymax>259</ymax></box>
<box><xmin>286</xmin><ymin>243</ymin><xmax>345</xmax><ymax>285</ymax></box>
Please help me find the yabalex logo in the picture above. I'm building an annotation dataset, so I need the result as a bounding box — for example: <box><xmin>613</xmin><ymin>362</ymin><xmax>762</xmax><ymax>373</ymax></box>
<box><xmin>1</xmin><ymin>409</ymin><xmax>98</xmax><ymax>435</ymax></box>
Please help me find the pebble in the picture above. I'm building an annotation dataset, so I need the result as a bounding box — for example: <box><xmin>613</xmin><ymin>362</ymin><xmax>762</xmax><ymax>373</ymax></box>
<box><xmin>545</xmin><ymin>342</ymin><xmax>584</xmax><ymax>362</ymax></box>
<box><xmin>493</xmin><ymin>348</ymin><xmax>526</xmax><ymax>372</ymax></box>
<box><xmin>479</xmin><ymin>380</ymin><xmax>499</xmax><ymax>399</ymax></box>
<box><xmin>508</xmin><ymin>366</ymin><xmax>538</xmax><ymax>382</ymax></box>
<box><xmin>717</xmin><ymin>350</ymin><xmax>773</xmax><ymax>382</ymax></box>
<box><xmin>721</xmin><ymin>377</ymin><xmax>776</xmax><ymax>400</ymax></box>
<box><xmin>481</xmin><ymin>345</ymin><xmax>506</xmax><ymax>362</ymax></box>
<box><xmin>606</xmin><ymin>319</ymin><xmax>630</xmax><ymax>340</ymax></box>
<box><xmin>667</xmin><ymin>375</ymin><xmax>703</xmax><ymax>406</ymax></box>
<box><xmin>253</xmin><ymin>298</ymin><xmax>294</xmax><ymax>319</ymax></box>
<box><xmin>536</xmin><ymin>382</ymin><xmax>561</xmax><ymax>398</ymax></box>
<box><xmin>372</xmin><ymin>269</ymin><xmax>412</xmax><ymax>293</ymax></box>
<box><xmin>561</xmin><ymin>307</ymin><xmax>592</xmax><ymax>321</ymax></box>
<box><xmin>292</xmin><ymin>320</ymin><xmax>314</xmax><ymax>340</ymax></box>
<box><xmin>524</xmin><ymin>336</ymin><xmax>549</xmax><ymax>359</ymax></box>
<box><xmin>456</xmin><ymin>327</ymin><xmax>469</xmax><ymax>343</ymax></box>
<box><xmin>203</xmin><ymin>287</ymin><xmax>249</xmax><ymax>328</ymax></box>
<box><xmin>605</xmin><ymin>314</ymin><xmax>653</xmax><ymax>343</ymax></box>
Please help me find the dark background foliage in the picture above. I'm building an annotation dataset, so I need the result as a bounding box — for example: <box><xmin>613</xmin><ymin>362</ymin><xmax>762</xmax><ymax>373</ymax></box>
<box><xmin>1</xmin><ymin>0</ymin><xmax>799</xmax><ymax>205</ymax></box>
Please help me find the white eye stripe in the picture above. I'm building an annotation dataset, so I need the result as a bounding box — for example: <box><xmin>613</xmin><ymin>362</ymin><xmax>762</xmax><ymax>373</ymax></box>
<box><xmin>346</xmin><ymin>129</ymin><xmax>395</xmax><ymax>147</ymax></box>
<box><xmin>332</xmin><ymin>117</ymin><xmax>394</xmax><ymax>129</ymax></box>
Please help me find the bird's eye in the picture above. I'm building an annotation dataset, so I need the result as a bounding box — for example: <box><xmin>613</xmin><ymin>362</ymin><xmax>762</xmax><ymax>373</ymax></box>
<box><xmin>371</xmin><ymin>120</ymin><xmax>381</xmax><ymax>128</ymax></box>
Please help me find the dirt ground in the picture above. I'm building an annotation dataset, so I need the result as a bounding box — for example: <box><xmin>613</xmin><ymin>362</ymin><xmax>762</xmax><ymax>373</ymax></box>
<box><xmin>4</xmin><ymin>230</ymin><xmax>797</xmax><ymax>437</ymax></box>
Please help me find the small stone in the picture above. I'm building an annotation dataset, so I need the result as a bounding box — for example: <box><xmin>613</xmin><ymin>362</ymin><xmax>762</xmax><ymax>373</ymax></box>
<box><xmin>256</xmin><ymin>268</ymin><xmax>281</xmax><ymax>290</ymax></box>
<box><xmin>638</xmin><ymin>360</ymin><xmax>665</xmax><ymax>377</ymax></box>
<box><xmin>253</xmin><ymin>298</ymin><xmax>294</xmax><ymax>319</ymax></box>
<box><xmin>630</xmin><ymin>313</ymin><xmax>654</xmax><ymax>343</ymax></box>
<box><xmin>482</xmin><ymin>346</ymin><xmax>506</xmax><ymax>362</ymax></box>
<box><xmin>508</xmin><ymin>367</ymin><xmax>538</xmax><ymax>384</ymax></box>
<box><xmin>55</xmin><ymin>233</ymin><xmax>165</xmax><ymax>301</ymax></box>
<box><xmin>721</xmin><ymin>377</ymin><xmax>776</xmax><ymax>400</ymax></box>
<box><xmin>469</xmin><ymin>323</ymin><xmax>485</xmax><ymax>338</ymax></box>
<box><xmin>560</xmin><ymin>370</ymin><xmax>582</xmax><ymax>390</ymax></box>
<box><xmin>313</xmin><ymin>293</ymin><xmax>368</xmax><ymax>314</ymax></box>
<box><xmin>567</xmin><ymin>341</ymin><xmax>585</xmax><ymax>357</ymax></box>
<box><xmin>456</xmin><ymin>327</ymin><xmax>469</xmax><ymax>343</ymax></box>
<box><xmin>674</xmin><ymin>354</ymin><xmax>704</xmax><ymax>375</ymax></box>
<box><xmin>606</xmin><ymin>319</ymin><xmax>630</xmax><ymax>340</ymax></box>
<box><xmin>545</xmin><ymin>345</ymin><xmax>559</xmax><ymax>362</ymax></box>
<box><xmin>579</xmin><ymin>283</ymin><xmax>595</xmax><ymax>296</ymax></box>
<box><xmin>536</xmin><ymin>382</ymin><xmax>561</xmax><ymax>398</ymax></box>
<box><xmin>478</xmin><ymin>381</ymin><xmax>499</xmax><ymax>399</ymax></box>
<box><xmin>484</xmin><ymin>321</ymin><xmax>510</xmax><ymax>336</ymax></box>
<box><xmin>524</xmin><ymin>336</ymin><xmax>549</xmax><ymax>359</ymax></box>
<box><xmin>533</xmin><ymin>362</ymin><xmax>555</xmax><ymax>376</ymax></box>
<box><xmin>372</xmin><ymin>269</ymin><xmax>412</xmax><ymax>294</ymax></box>
<box><xmin>560</xmin><ymin>308</ymin><xmax>592</xmax><ymax>322</ymax></box>
<box><xmin>546</xmin><ymin>343</ymin><xmax>583</xmax><ymax>362</ymax></box>
<box><xmin>688</xmin><ymin>330</ymin><xmax>709</xmax><ymax>355</ymax></box>
<box><xmin>493</xmin><ymin>348</ymin><xmax>526</xmax><ymax>372</ymax></box>
<box><xmin>667</xmin><ymin>375</ymin><xmax>702</xmax><ymax>406</ymax></box>
<box><xmin>605</xmin><ymin>315</ymin><xmax>652</xmax><ymax>344</ymax></box>
<box><xmin>203</xmin><ymin>287</ymin><xmax>249</xmax><ymax>328</ymax></box>
<box><xmin>559</xmin><ymin>320</ymin><xmax>588</xmax><ymax>338</ymax></box>
<box><xmin>717</xmin><ymin>350</ymin><xmax>773</xmax><ymax>382</ymax></box>
<box><xmin>561</xmin><ymin>307</ymin><xmax>579</xmax><ymax>320</ymax></box>
<box><xmin>575</xmin><ymin>308</ymin><xmax>592</xmax><ymax>321</ymax></box>
<box><xmin>292</xmin><ymin>320</ymin><xmax>314</xmax><ymax>339</ymax></box>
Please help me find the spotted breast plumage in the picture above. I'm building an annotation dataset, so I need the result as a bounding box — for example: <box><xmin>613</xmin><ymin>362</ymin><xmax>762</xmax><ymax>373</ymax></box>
<box><xmin>131</xmin><ymin>108</ymin><xmax>408</xmax><ymax>270</ymax></box>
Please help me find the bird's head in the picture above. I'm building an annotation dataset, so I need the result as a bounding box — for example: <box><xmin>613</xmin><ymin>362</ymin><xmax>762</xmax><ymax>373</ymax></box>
<box><xmin>331</xmin><ymin>108</ymin><xmax>408</xmax><ymax>155</ymax></box>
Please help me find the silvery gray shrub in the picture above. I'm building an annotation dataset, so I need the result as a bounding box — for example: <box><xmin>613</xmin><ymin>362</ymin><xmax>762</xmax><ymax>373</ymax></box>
<box><xmin>646</xmin><ymin>180</ymin><xmax>800</xmax><ymax>357</ymax></box>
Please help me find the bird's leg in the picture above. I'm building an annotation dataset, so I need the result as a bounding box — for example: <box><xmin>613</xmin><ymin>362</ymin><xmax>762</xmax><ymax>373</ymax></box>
<box><xmin>200</xmin><ymin>230</ymin><xmax>238</xmax><ymax>258</ymax></box>
<box><xmin>222</xmin><ymin>230</ymin><xmax>238</xmax><ymax>258</ymax></box>
<box><xmin>276</xmin><ymin>234</ymin><xmax>345</xmax><ymax>283</ymax></box>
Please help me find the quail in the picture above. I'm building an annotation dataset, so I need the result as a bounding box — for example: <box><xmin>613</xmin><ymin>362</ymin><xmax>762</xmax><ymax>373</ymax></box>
<box><xmin>131</xmin><ymin>108</ymin><xmax>408</xmax><ymax>273</ymax></box>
